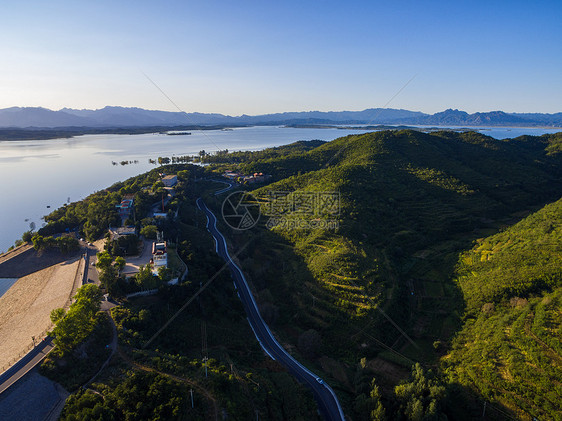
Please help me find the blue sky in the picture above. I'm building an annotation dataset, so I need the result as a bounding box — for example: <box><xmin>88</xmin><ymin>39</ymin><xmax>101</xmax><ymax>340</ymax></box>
<box><xmin>0</xmin><ymin>0</ymin><xmax>560</xmax><ymax>114</ymax></box>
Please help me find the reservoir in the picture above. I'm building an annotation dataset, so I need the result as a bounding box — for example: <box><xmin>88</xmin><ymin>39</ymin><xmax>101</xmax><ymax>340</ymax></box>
<box><xmin>0</xmin><ymin>278</ymin><xmax>18</xmax><ymax>298</ymax></box>
<box><xmin>0</xmin><ymin>125</ymin><xmax>560</xmax><ymax>252</ymax></box>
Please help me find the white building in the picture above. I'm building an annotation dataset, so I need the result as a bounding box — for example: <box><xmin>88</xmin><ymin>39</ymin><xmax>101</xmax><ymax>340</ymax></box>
<box><xmin>151</xmin><ymin>241</ymin><xmax>168</xmax><ymax>275</ymax></box>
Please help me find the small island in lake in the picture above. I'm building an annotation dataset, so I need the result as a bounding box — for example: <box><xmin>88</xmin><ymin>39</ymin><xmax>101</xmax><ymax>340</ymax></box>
<box><xmin>165</xmin><ymin>131</ymin><xmax>191</xmax><ymax>136</ymax></box>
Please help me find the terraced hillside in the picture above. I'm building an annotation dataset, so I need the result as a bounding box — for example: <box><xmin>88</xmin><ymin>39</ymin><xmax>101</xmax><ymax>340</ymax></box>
<box><xmin>204</xmin><ymin>130</ymin><xmax>561</xmax><ymax>418</ymax></box>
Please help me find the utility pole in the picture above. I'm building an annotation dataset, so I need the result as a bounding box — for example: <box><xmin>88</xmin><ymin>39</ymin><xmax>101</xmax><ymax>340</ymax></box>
<box><xmin>190</xmin><ymin>389</ymin><xmax>194</xmax><ymax>408</ymax></box>
<box><xmin>482</xmin><ymin>401</ymin><xmax>486</xmax><ymax>419</ymax></box>
<box><xmin>201</xmin><ymin>321</ymin><xmax>208</xmax><ymax>377</ymax></box>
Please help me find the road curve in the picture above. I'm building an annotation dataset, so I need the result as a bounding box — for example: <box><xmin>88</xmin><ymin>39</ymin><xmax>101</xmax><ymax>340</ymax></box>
<box><xmin>196</xmin><ymin>197</ymin><xmax>345</xmax><ymax>421</ymax></box>
<box><xmin>210</xmin><ymin>180</ymin><xmax>234</xmax><ymax>196</ymax></box>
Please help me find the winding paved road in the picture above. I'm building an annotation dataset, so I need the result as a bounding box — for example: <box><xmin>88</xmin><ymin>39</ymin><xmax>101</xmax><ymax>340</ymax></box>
<box><xmin>196</xmin><ymin>197</ymin><xmax>345</xmax><ymax>421</ymax></box>
<box><xmin>209</xmin><ymin>179</ymin><xmax>234</xmax><ymax>196</ymax></box>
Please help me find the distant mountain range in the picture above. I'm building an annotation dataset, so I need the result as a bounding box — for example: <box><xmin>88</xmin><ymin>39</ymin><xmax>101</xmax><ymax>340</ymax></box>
<box><xmin>0</xmin><ymin>106</ymin><xmax>560</xmax><ymax>128</ymax></box>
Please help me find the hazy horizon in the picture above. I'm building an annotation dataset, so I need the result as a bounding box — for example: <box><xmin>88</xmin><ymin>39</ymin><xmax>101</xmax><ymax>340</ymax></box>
<box><xmin>1</xmin><ymin>1</ymin><xmax>560</xmax><ymax>115</ymax></box>
<box><xmin>1</xmin><ymin>105</ymin><xmax>561</xmax><ymax>117</ymax></box>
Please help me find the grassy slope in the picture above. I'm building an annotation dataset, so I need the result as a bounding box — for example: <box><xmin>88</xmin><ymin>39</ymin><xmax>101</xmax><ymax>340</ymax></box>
<box><xmin>443</xmin><ymin>198</ymin><xmax>562</xmax><ymax>420</ymax></box>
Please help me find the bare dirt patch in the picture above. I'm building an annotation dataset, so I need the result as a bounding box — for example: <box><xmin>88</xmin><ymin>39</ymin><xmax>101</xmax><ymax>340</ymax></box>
<box><xmin>0</xmin><ymin>255</ymin><xmax>81</xmax><ymax>369</ymax></box>
<box><xmin>368</xmin><ymin>358</ymin><xmax>410</xmax><ymax>392</ymax></box>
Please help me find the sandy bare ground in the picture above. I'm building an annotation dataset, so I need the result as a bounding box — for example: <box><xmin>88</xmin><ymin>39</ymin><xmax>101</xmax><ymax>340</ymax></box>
<box><xmin>0</xmin><ymin>256</ymin><xmax>81</xmax><ymax>370</ymax></box>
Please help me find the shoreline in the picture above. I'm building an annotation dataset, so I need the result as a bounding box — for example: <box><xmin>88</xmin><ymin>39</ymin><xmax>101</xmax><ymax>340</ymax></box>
<box><xmin>1</xmin><ymin>123</ymin><xmax>561</xmax><ymax>142</ymax></box>
<box><xmin>0</xmin><ymin>124</ymin><xmax>250</xmax><ymax>141</ymax></box>
<box><xmin>0</xmin><ymin>279</ymin><xmax>18</xmax><ymax>299</ymax></box>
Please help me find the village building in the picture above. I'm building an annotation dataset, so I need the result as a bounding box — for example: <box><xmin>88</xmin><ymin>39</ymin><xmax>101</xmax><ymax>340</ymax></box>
<box><xmin>108</xmin><ymin>226</ymin><xmax>137</xmax><ymax>240</ymax></box>
<box><xmin>223</xmin><ymin>171</ymin><xmax>271</xmax><ymax>183</ymax></box>
<box><xmin>117</xmin><ymin>198</ymin><xmax>134</xmax><ymax>219</ymax></box>
<box><xmin>151</xmin><ymin>241</ymin><xmax>168</xmax><ymax>275</ymax></box>
<box><xmin>162</xmin><ymin>174</ymin><xmax>178</xmax><ymax>187</ymax></box>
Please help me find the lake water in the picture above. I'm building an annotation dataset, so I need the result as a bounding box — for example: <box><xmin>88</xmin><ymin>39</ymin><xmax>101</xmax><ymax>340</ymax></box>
<box><xmin>0</xmin><ymin>278</ymin><xmax>18</xmax><ymax>298</ymax></box>
<box><xmin>0</xmin><ymin>125</ymin><xmax>560</xmax><ymax>252</ymax></box>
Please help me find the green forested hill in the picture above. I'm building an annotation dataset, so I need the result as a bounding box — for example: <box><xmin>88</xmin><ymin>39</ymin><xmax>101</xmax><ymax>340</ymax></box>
<box><xmin>210</xmin><ymin>129</ymin><xmax>561</xmax><ymax>419</ymax></box>
<box><xmin>444</xmin><ymin>198</ymin><xmax>562</xmax><ymax>420</ymax></box>
<box><xmin>238</xmin><ymin>130</ymin><xmax>562</xmax><ymax>337</ymax></box>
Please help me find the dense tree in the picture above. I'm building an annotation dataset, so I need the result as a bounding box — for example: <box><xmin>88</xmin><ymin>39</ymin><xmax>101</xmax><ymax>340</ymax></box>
<box><xmin>177</xmin><ymin>169</ymin><xmax>190</xmax><ymax>182</ymax></box>
<box><xmin>30</xmin><ymin>234</ymin><xmax>78</xmax><ymax>253</ymax></box>
<box><xmin>157</xmin><ymin>266</ymin><xmax>172</xmax><ymax>282</ymax></box>
<box><xmin>114</xmin><ymin>256</ymin><xmax>126</xmax><ymax>272</ymax></box>
<box><xmin>50</xmin><ymin>308</ymin><xmax>66</xmax><ymax>324</ymax></box>
<box><xmin>394</xmin><ymin>364</ymin><xmax>446</xmax><ymax>421</ymax></box>
<box><xmin>355</xmin><ymin>381</ymin><xmax>387</xmax><ymax>421</ymax></box>
<box><xmin>96</xmin><ymin>251</ymin><xmax>113</xmax><ymax>272</ymax></box>
<box><xmin>60</xmin><ymin>372</ymin><xmax>188</xmax><ymax>421</ymax></box>
<box><xmin>370</xmin><ymin>384</ymin><xmax>387</xmax><ymax>421</ymax></box>
<box><xmin>56</xmin><ymin>236</ymin><xmax>79</xmax><ymax>253</ymax></box>
<box><xmin>99</xmin><ymin>265</ymin><xmax>118</xmax><ymax>294</ymax></box>
<box><xmin>140</xmin><ymin>224</ymin><xmax>158</xmax><ymax>239</ymax></box>
<box><xmin>110</xmin><ymin>234</ymin><xmax>139</xmax><ymax>256</ymax></box>
<box><xmin>50</xmin><ymin>284</ymin><xmax>103</xmax><ymax>354</ymax></box>
<box><xmin>135</xmin><ymin>264</ymin><xmax>159</xmax><ymax>289</ymax></box>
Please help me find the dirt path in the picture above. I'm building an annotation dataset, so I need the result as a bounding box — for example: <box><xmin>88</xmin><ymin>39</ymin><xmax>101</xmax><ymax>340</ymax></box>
<box><xmin>0</xmin><ymin>256</ymin><xmax>82</xmax><ymax>370</ymax></box>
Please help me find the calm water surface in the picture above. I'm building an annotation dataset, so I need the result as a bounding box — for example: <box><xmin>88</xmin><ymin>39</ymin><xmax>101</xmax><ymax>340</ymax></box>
<box><xmin>0</xmin><ymin>278</ymin><xmax>18</xmax><ymax>298</ymax></box>
<box><xmin>0</xmin><ymin>125</ymin><xmax>559</xmax><ymax>252</ymax></box>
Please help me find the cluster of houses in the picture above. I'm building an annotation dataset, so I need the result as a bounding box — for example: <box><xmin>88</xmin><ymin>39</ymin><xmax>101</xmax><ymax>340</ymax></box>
<box><xmin>223</xmin><ymin>171</ymin><xmax>271</xmax><ymax>184</ymax></box>
<box><xmin>109</xmin><ymin>173</ymin><xmax>181</xmax><ymax>278</ymax></box>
